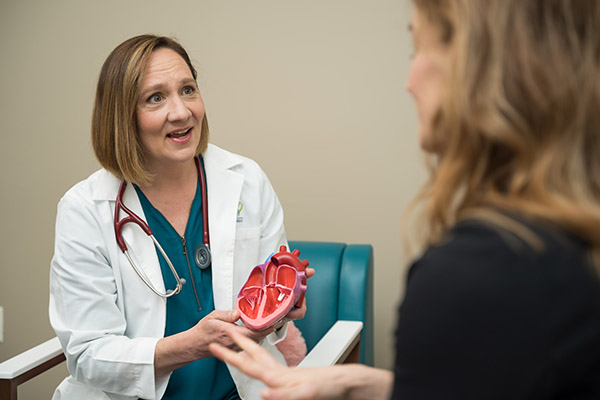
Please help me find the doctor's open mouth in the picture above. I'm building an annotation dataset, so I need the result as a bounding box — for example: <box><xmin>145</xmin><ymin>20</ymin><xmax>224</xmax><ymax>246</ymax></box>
<box><xmin>167</xmin><ymin>127</ymin><xmax>192</xmax><ymax>139</ymax></box>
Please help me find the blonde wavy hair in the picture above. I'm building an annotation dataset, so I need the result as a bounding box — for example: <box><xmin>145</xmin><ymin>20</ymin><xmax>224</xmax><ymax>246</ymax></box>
<box><xmin>407</xmin><ymin>0</ymin><xmax>600</xmax><ymax>269</ymax></box>
<box><xmin>92</xmin><ymin>35</ymin><xmax>210</xmax><ymax>186</ymax></box>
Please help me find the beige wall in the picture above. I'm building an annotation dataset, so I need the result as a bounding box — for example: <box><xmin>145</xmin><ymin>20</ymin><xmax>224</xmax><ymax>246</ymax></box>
<box><xmin>0</xmin><ymin>0</ymin><xmax>424</xmax><ymax>398</ymax></box>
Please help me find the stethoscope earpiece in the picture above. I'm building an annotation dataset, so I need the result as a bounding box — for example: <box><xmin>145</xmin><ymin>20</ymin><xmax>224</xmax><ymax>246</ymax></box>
<box><xmin>166</xmin><ymin>278</ymin><xmax>186</xmax><ymax>296</ymax></box>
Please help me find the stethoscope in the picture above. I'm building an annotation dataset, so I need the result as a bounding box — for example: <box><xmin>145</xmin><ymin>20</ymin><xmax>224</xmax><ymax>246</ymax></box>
<box><xmin>113</xmin><ymin>157</ymin><xmax>211</xmax><ymax>298</ymax></box>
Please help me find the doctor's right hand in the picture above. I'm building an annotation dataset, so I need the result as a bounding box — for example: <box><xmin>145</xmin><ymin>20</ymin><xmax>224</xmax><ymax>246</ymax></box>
<box><xmin>154</xmin><ymin>309</ymin><xmax>275</xmax><ymax>377</ymax></box>
<box><xmin>191</xmin><ymin>309</ymin><xmax>276</xmax><ymax>357</ymax></box>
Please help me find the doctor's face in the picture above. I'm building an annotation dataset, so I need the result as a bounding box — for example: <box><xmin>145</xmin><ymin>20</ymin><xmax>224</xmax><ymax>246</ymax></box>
<box><xmin>136</xmin><ymin>48</ymin><xmax>204</xmax><ymax>172</ymax></box>
<box><xmin>406</xmin><ymin>10</ymin><xmax>451</xmax><ymax>153</ymax></box>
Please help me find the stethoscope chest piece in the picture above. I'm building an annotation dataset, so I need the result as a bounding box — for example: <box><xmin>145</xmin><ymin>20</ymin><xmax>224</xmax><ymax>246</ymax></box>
<box><xmin>195</xmin><ymin>244</ymin><xmax>211</xmax><ymax>269</ymax></box>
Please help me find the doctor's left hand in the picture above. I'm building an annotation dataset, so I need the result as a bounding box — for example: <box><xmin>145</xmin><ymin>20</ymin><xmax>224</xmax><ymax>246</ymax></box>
<box><xmin>274</xmin><ymin>267</ymin><xmax>315</xmax><ymax>328</ymax></box>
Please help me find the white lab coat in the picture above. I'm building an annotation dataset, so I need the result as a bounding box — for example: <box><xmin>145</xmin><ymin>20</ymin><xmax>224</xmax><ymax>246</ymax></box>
<box><xmin>49</xmin><ymin>144</ymin><xmax>288</xmax><ymax>400</ymax></box>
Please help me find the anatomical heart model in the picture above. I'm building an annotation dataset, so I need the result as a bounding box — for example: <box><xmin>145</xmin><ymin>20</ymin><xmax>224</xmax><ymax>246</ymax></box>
<box><xmin>236</xmin><ymin>246</ymin><xmax>309</xmax><ymax>330</ymax></box>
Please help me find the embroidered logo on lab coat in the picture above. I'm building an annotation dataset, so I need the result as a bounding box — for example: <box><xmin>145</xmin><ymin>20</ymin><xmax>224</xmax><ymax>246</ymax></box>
<box><xmin>237</xmin><ymin>202</ymin><xmax>244</xmax><ymax>223</ymax></box>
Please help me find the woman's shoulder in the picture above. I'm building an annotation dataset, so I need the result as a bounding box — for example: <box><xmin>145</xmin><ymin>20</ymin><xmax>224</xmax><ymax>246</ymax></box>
<box><xmin>409</xmin><ymin>215</ymin><xmax>593</xmax><ymax>296</ymax></box>
<box><xmin>426</xmin><ymin>215</ymin><xmax>587</xmax><ymax>265</ymax></box>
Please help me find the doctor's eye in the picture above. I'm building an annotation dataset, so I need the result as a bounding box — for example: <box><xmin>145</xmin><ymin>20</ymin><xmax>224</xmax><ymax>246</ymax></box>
<box><xmin>182</xmin><ymin>86</ymin><xmax>196</xmax><ymax>96</ymax></box>
<box><xmin>147</xmin><ymin>93</ymin><xmax>163</xmax><ymax>104</ymax></box>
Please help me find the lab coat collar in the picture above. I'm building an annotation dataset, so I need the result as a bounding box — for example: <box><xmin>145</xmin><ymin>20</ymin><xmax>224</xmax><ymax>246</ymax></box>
<box><xmin>92</xmin><ymin>169</ymin><xmax>122</xmax><ymax>201</ymax></box>
<box><xmin>204</xmin><ymin>143</ymin><xmax>244</xmax><ymax>171</ymax></box>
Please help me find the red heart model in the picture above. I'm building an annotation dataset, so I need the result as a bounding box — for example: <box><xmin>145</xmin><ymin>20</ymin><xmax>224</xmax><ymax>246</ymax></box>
<box><xmin>236</xmin><ymin>245</ymin><xmax>309</xmax><ymax>330</ymax></box>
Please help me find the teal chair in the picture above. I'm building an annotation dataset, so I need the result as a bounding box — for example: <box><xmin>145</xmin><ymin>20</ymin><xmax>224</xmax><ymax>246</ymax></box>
<box><xmin>289</xmin><ymin>241</ymin><xmax>374</xmax><ymax>366</ymax></box>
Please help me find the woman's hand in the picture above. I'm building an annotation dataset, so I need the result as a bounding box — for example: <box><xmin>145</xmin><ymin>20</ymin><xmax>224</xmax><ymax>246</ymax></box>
<box><xmin>209</xmin><ymin>328</ymin><xmax>394</xmax><ymax>400</ymax></box>
<box><xmin>210</xmin><ymin>328</ymin><xmax>331</xmax><ymax>400</ymax></box>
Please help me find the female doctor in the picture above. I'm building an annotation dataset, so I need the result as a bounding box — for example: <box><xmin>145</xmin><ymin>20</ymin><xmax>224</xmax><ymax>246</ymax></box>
<box><xmin>49</xmin><ymin>34</ymin><xmax>311</xmax><ymax>400</ymax></box>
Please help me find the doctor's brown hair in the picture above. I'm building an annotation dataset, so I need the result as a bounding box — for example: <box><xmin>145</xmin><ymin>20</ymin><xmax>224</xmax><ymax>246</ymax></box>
<box><xmin>407</xmin><ymin>0</ymin><xmax>600</xmax><ymax>270</ymax></box>
<box><xmin>91</xmin><ymin>35</ymin><xmax>210</xmax><ymax>186</ymax></box>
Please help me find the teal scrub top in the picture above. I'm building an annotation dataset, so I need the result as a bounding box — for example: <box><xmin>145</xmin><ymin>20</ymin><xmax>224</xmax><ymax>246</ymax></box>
<box><xmin>134</xmin><ymin>160</ymin><xmax>238</xmax><ymax>400</ymax></box>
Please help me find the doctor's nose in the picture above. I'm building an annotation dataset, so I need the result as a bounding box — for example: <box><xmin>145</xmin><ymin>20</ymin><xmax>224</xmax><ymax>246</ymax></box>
<box><xmin>167</xmin><ymin>96</ymin><xmax>192</xmax><ymax>122</ymax></box>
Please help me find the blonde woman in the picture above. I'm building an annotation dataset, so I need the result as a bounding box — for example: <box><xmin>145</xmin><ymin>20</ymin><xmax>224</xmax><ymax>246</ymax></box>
<box><xmin>210</xmin><ymin>1</ymin><xmax>600</xmax><ymax>399</ymax></box>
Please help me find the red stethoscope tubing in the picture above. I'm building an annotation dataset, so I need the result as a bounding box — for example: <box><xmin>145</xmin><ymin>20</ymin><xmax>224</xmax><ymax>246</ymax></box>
<box><xmin>195</xmin><ymin>157</ymin><xmax>210</xmax><ymax>247</ymax></box>
<box><xmin>113</xmin><ymin>156</ymin><xmax>210</xmax><ymax>297</ymax></box>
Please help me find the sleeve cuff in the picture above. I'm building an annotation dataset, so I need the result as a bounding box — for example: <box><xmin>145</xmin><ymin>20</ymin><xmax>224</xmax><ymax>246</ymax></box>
<box><xmin>266</xmin><ymin>321</ymin><xmax>289</xmax><ymax>345</ymax></box>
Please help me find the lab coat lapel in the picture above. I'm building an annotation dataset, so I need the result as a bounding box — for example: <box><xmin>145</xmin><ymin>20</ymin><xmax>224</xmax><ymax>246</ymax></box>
<box><xmin>204</xmin><ymin>146</ymin><xmax>244</xmax><ymax>310</ymax></box>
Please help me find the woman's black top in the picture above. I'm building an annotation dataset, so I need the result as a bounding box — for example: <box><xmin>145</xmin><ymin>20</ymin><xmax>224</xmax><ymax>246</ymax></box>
<box><xmin>393</xmin><ymin>218</ymin><xmax>600</xmax><ymax>399</ymax></box>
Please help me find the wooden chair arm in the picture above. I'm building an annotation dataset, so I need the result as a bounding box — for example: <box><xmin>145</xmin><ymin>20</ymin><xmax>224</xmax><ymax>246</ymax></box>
<box><xmin>0</xmin><ymin>337</ymin><xmax>65</xmax><ymax>400</ymax></box>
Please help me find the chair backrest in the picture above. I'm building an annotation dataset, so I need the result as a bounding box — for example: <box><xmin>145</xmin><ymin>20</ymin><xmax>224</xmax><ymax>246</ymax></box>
<box><xmin>288</xmin><ymin>241</ymin><xmax>374</xmax><ymax>366</ymax></box>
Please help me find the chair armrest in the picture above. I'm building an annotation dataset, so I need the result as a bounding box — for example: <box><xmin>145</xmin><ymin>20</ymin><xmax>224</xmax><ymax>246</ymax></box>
<box><xmin>297</xmin><ymin>321</ymin><xmax>363</xmax><ymax>368</ymax></box>
<box><xmin>0</xmin><ymin>337</ymin><xmax>64</xmax><ymax>379</ymax></box>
